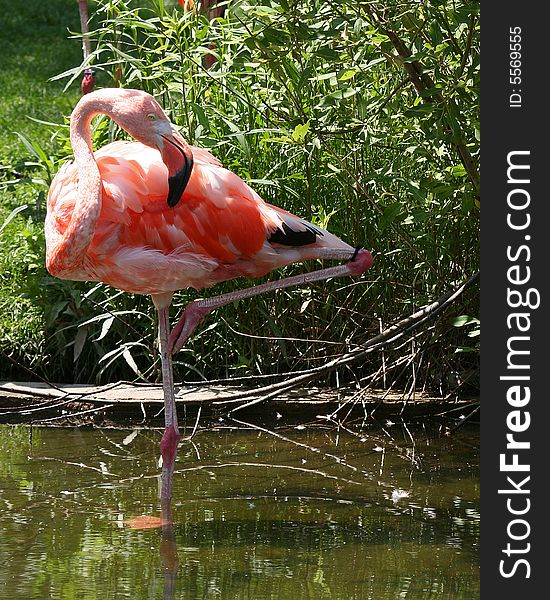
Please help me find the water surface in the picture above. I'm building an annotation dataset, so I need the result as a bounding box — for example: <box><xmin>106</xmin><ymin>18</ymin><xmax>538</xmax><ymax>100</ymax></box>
<box><xmin>0</xmin><ymin>417</ymin><xmax>479</xmax><ymax>599</ymax></box>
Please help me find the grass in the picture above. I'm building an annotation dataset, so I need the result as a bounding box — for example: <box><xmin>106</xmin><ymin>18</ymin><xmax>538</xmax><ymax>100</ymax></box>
<box><xmin>0</xmin><ymin>0</ymin><xmax>83</xmax><ymax>378</ymax></box>
<box><xmin>0</xmin><ymin>0</ymin><xmax>82</xmax><ymax>161</ymax></box>
<box><xmin>1</xmin><ymin>0</ymin><xmax>480</xmax><ymax>396</ymax></box>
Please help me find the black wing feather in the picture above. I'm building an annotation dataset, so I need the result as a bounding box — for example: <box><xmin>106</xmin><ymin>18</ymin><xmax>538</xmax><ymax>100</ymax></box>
<box><xmin>268</xmin><ymin>222</ymin><xmax>324</xmax><ymax>247</ymax></box>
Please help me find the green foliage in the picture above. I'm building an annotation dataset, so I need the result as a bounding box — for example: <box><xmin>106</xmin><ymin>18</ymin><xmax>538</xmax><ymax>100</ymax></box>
<box><xmin>1</xmin><ymin>0</ymin><xmax>479</xmax><ymax>393</ymax></box>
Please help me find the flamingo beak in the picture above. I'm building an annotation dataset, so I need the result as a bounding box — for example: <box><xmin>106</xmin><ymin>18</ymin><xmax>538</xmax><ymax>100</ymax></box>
<box><xmin>161</xmin><ymin>129</ymin><xmax>194</xmax><ymax>208</ymax></box>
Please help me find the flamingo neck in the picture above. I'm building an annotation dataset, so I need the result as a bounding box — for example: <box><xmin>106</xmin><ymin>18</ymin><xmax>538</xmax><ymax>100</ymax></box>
<box><xmin>48</xmin><ymin>97</ymin><xmax>105</xmax><ymax>277</ymax></box>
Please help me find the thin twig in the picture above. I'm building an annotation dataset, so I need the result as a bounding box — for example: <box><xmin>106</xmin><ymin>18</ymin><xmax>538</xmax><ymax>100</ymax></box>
<box><xmin>212</xmin><ymin>272</ymin><xmax>479</xmax><ymax>412</ymax></box>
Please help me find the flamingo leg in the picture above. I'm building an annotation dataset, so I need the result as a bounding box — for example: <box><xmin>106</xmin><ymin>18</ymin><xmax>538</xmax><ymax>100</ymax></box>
<box><xmin>169</xmin><ymin>248</ymin><xmax>372</xmax><ymax>354</ymax></box>
<box><xmin>160</xmin><ymin>496</ymin><xmax>179</xmax><ymax>592</ymax></box>
<box><xmin>154</xmin><ymin>300</ymin><xmax>181</xmax><ymax>501</ymax></box>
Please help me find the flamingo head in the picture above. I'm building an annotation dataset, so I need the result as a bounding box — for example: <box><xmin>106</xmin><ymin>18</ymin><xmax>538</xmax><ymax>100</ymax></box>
<box><xmin>91</xmin><ymin>88</ymin><xmax>194</xmax><ymax>208</ymax></box>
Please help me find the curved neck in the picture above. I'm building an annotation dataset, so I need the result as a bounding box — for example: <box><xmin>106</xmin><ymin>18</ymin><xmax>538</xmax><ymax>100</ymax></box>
<box><xmin>48</xmin><ymin>96</ymin><xmax>105</xmax><ymax>276</ymax></box>
<box><xmin>69</xmin><ymin>95</ymin><xmax>105</xmax><ymax>208</ymax></box>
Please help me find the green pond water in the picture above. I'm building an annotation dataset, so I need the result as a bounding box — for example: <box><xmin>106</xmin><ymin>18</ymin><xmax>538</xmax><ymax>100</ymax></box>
<box><xmin>0</xmin><ymin>417</ymin><xmax>479</xmax><ymax>599</ymax></box>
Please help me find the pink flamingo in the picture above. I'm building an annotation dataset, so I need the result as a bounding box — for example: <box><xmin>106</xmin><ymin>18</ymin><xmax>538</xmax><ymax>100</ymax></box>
<box><xmin>45</xmin><ymin>88</ymin><xmax>373</xmax><ymax>501</ymax></box>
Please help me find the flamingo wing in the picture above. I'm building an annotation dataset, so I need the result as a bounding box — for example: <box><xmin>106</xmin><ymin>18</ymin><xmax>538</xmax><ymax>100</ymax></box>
<box><xmin>47</xmin><ymin>141</ymin><xmax>353</xmax><ymax>295</ymax></box>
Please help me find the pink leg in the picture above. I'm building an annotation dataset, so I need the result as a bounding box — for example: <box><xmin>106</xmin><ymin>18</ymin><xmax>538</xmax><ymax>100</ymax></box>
<box><xmin>153</xmin><ymin>300</ymin><xmax>180</xmax><ymax>501</ymax></box>
<box><xmin>169</xmin><ymin>248</ymin><xmax>373</xmax><ymax>354</ymax></box>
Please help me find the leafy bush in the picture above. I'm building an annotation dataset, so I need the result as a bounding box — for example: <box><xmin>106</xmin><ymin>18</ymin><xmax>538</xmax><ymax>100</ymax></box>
<box><xmin>1</xmin><ymin>0</ymin><xmax>479</xmax><ymax>394</ymax></box>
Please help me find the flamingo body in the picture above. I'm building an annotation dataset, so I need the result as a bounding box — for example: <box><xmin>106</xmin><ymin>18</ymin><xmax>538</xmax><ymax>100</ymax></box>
<box><xmin>44</xmin><ymin>88</ymin><xmax>373</xmax><ymax>503</ymax></box>
<box><xmin>46</xmin><ymin>140</ymin><xmax>353</xmax><ymax>295</ymax></box>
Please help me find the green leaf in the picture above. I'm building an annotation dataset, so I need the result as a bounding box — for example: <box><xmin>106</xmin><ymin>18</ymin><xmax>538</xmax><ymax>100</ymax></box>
<box><xmin>339</xmin><ymin>69</ymin><xmax>358</xmax><ymax>81</ymax></box>
<box><xmin>292</xmin><ymin>121</ymin><xmax>310</xmax><ymax>142</ymax></box>
<box><xmin>451</xmin><ymin>315</ymin><xmax>479</xmax><ymax>327</ymax></box>
<box><xmin>189</xmin><ymin>101</ymin><xmax>210</xmax><ymax>129</ymax></box>
<box><xmin>450</xmin><ymin>164</ymin><xmax>467</xmax><ymax>177</ymax></box>
<box><xmin>73</xmin><ymin>326</ymin><xmax>88</xmax><ymax>362</ymax></box>
<box><xmin>0</xmin><ymin>205</ymin><xmax>27</xmax><ymax>235</ymax></box>
<box><xmin>14</xmin><ymin>133</ymin><xmax>48</xmax><ymax>164</ymax></box>
<box><xmin>96</xmin><ymin>316</ymin><xmax>115</xmax><ymax>341</ymax></box>
<box><xmin>318</xmin><ymin>87</ymin><xmax>358</xmax><ymax>107</ymax></box>
<box><xmin>122</xmin><ymin>348</ymin><xmax>140</xmax><ymax>376</ymax></box>
<box><xmin>379</xmin><ymin>202</ymin><xmax>403</xmax><ymax>231</ymax></box>
<box><xmin>311</xmin><ymin>72</ymin><xmax>338</xmax><ymax>82</ymax></box>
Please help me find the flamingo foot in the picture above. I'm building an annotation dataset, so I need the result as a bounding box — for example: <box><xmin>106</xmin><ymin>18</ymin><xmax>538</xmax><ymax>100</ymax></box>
<box><xmin>347</xmin><ymin>248</ymin><xmax>374</xmax><ymax>276</ymax></box>
<box><xmin>168</xmin><ymin>302</ymin><xmax>211</xmax><ymax>354</ymax></box>
<box><xmin>167</xmin><ymin>248</ymin><xmax>373</xmax><ymax>356</ymax></box>
<box><xmin>160</xmin><ymin>424</ymin><xmax>180</xmax><ymax>467</ymax></box>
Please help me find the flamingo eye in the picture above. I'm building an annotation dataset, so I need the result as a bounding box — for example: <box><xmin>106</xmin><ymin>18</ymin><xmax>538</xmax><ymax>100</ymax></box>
<box><xmin>147</xmin><ymin>113</ymin><xmax>157</xmax><ymax>122</ymax></box>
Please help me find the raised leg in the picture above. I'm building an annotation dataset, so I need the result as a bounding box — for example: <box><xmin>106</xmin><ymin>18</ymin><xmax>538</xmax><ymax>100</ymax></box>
<box><xmin>153</xmin><ymin>295</ymin><xmax>180</xmax><ymax>501</ymax></box>
<box><xmin>169</xmin><ymin>248</ymin><xmax>373</xmax><ymax>354</ymax></box>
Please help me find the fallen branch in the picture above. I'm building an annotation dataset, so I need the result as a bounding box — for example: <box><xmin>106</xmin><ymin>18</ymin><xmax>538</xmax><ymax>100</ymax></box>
<box><xmin>213</xmin><ymin>271</ymin><xmax>479</xmax><ymax>413</ymax></box>
<box><xmin>2</xmin><ymin>273</ymin><xmax>478</xmax><ymax>422</ymax></box>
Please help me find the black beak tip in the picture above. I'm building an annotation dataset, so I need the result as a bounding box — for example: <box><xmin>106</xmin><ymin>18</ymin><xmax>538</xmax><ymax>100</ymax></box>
<box><xmin>167</xmin><ymin>175</ymin><xmax>183</xmax><ymax>208</ymax></box>
<box><xmin>167</xmin><ymin>163</ymin><xmax>193</xmax><ymax>208</ymax></box>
